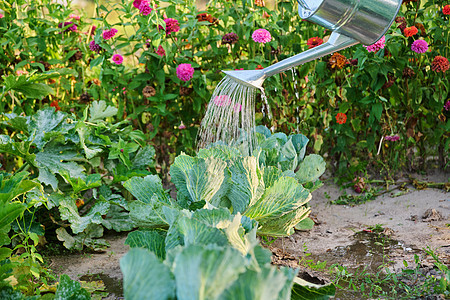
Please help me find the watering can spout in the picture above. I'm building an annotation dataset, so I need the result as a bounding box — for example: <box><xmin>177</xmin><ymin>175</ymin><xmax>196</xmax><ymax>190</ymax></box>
<box><xmin>223</xmin><ymin>32</ymin><xmax>358</xmax><ymax>89</ymax></box>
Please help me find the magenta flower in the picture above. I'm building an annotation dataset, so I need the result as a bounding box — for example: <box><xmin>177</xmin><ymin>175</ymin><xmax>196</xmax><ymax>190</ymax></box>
<box><xmin>364</xmin><ymin>36</ymin><xmax>385</xmax><ymax>53</ymax></box>
<box><xmin>444</xmin><ymin>100</ymin><xmax>450</xmax><ymax>111</ymax></box>
<box><xmin>214</xmin><ymin>95</ymin><xmax>231</xmax><ymax>107</ymax></box>
<box><xmin>385</xmin><ymin>134</ymin><xmax>400</xmax><ymax>142</ymax></box>
<box><xmin>58</xmin><ymin>22</ymin><xmax>77</xmax><ymax>32</ymax></box>
<box><xmin>133</xmin><ymin>0</ymin><xmax>142</xmax><ymax>8</ymax></box>
<box><xmin>139</xmin><ymin>0</ymin><xmax>152</xmax><ymax>15</ymax></box>
<box><xmin>252</xmin><ymin>29</ymin><xmax>271</xmax><ymax>43</ymax></box>
<box><xmin>159</xmin><ymin>18</ymin><xmax>180</xmax><ymax>36</ymax></box>
<box><xmin>89</xmin><ymin>40</ymin><xmax>101</xmax><ymax>52</ymax></box>
<box><xmin>176</xmin><ymin>63</ymin><xmax>194</xmax><ymax>81</ymax></box>
<box><xmin>103</xmin><ymin>28</ymin><xmax>118</xmax><ymax>40</ymax></box>
<box><xmin>112</xmin><ymin>54</ymin><xmax>123</xmax><ymax>65</ymax></box>
<box><xmin>156</xmin><ymin>45</ymin><xmax>165</xmax><ymax>57</ymax></box>
<box><xmin>0</xmin><ymin>13</ymin><xmax>4</xmax><ymax>18</ymax></box>
<box><xmin>179</xmin><ymin>121</ymin><xmax>186</xmax><ymax>129</ymax></box>
<box><xmin>411</xmin><ymin>40</ymin><xmax>428</xmax><ymax>53</ymax></box>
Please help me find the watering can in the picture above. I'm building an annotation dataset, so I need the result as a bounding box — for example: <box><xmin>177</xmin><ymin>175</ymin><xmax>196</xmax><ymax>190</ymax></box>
<box><xmin>223</xmin><ymin>0</ymin><xmax>402</xmax><ymax>89</ymax></box>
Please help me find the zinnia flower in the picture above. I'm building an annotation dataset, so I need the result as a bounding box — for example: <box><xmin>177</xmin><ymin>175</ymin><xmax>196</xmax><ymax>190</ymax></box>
<box><xmin>335</xmin><ymin>112</ymin><xmax>347</xmax><ymax>124</ymax></box>
<box><xmin>214</xmin><ymin>95</ymin><xmax>231</xmax><ymax>107</ymax></box>
<box><xmin>222</xmin><ymin>33</ymin><xmax>239</xmax><ymax>44</ymax></box>
<box><xmin>69</xmin><ymin>13</ymin><xmax>80</xmax><ymax>20</ymax></box>
<box><xmin>254</xmin><ymin>0</ymin><xmax>265</xmax><ymax>7</ymax></box>
<box><xmin>0</xmin><ymin>13</ymin><xmax>4</xmax><ymax>18</ymax></box>
<box><xmin>307</xmin><ymin>37</ymin><xmax>324</xmax><ymax>49</ymax></box>
<box><xmin>385</xmin><ymin>135</ymin><xmax>400</xmax><ymax>141</ymax></box>
<box><xmin>143</xmin><ymin>86</ymin><xmax>156</xmax><ymax>97</ymax></box>
<box><xmin>133</xmin><ymin>0</ymin><xmax>142</xmax><ymax>8</ymax></box>
<box><xmin>402</xmin><ymin>67</ymin><xmax>415</xmax><ymax>78</ymax></box>
<box><xmin>431</xmin><ymin>56</ymin><xmax>449</xmax><ymax>73</ymax></box>
<box><xmin>404</xmin><ymin>26</ymin><xmax>418</xmax><ymax>37</ymax></box>
<box><xmin>50</xmin><ymin>100</ymin><xmax>61</xmax><ymax>111</ymax></box>
<box><xmin>176</xmin><ymin>63</ymin><xmax>194</xmax><ymax>81</ymax></box>
<box><xmin>252</xmin><ymin>29</ymin><xmax>271</xmax><ymax>43</ymax></box>
<box><xmin>443</xmin><ymin>4</ymin><xmax>450</xmax><ymax>15</ymax></box>
<box><xmin>139</xmin><ymin>0</ymin><xmax>152</xmax><ymax>15</ymax></box>
<box><xmin>112</xmin><ymin>54</ymin><xmax>123</xmax><ymax>65</ymax></box>
<box><xmin>58</xmin><ymin>22</ymin><xmax>77</xmax><ymax>32</ymax></box>
<box><xmin>156</xmin><ymin>45</ymin><xmax>165</xmax><ymax>57</ymax></box>
<box><xmin>328</xmin><ymin>52</ymin><xmax>347</xmax><ymax>69</ymax></box>
<box><xmin>444</xmin><ymin>100</ymin><xmax>450</xmax><ymax>111</ymax></box>
<box><xmin>196</xmin><ymin>13</ymin><xmax>217</xmax><ymax>24</ymax></box>
<box><xmin>411</xmin><ymin>39</ymin><xmax>428</xmax><ymax>53</ymax></box>
<box><xmin>160</xmin><ymin>18</ymin><xmax>180</xmax><ymax>35</ymax></box>
<box><xmin>89</xmin><ymin>40</ymin><xmax>101</xmax><ymax>52</ymax></box>
<box><xmin>102</xmin><ymin>28</ymin><xmax>118</xmax><ymax>40</ymax></box>
<box><xmin>364</xmin><ymin>36</ymin><xmax>385</xmax><ymax>52</ymax></box>
<box><xmin>395</xmin><ymin>16</ymin><xmax>407</xmax><ymax>32</ymax></box>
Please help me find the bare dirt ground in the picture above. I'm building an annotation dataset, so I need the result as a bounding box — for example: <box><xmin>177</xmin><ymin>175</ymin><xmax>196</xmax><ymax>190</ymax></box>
<box><xmin>48</xmin><ymin>170</ymin><xmax>449</xmax><ymax>298</ymax></box>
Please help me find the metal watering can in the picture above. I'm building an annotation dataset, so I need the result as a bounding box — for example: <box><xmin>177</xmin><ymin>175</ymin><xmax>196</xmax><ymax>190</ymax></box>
<box><xmin>223</xmin><ymin>0</ymin><xmax>402</xmax><ymax>89</ymax></box>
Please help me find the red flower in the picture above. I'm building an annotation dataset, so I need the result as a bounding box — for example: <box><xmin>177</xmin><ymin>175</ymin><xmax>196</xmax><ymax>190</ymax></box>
<box><xmin>431</xmin><ymin>56</ymin><xmax>449</xmax><ymax>73</ymax></box>
<box><xmin>306</xmin><ymin>37</ymin><xmax>324</xmax><ymax>49</ymax></box>
<box><xmin>335</xmin><ymin>112</ymin><xmax>347</xmax><ymax>124</ymax></box>
<box><xmin>443</xmin><ymin>5</ymin><xmax>450</xmax><ymax>15</ymax></box>
<box><xmin>403</xmin><ymin>26</ymin><xmax>418</xmax><ymax>37</ymax></box>
<box><xmin>50</xmin><ymin>100</ymin><xmax>61</xmax><ymax>111</ymax></box>
<box><xmin>255</xmin><ymin>64</ymin><xmax>264</xmax><ymax>70</ymax></box>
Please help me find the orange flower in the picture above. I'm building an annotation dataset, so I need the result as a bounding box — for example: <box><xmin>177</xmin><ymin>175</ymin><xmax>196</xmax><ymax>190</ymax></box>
<box><xmin>336</xmin><ymin>112</ymin><xmax>347</xmax><ymax>124</ymax></box>
<box><xmin>328</xmin><ymin>53</ymin><xmax>347</xmax><ymax>69</ymax></box>
<box><xmin>76</xmin><ymin>199</ymin><xmax>84</xmax><ymax>208</ymax></box>
<box><xmin>403</xmin><ymin>26</ymin><xmax>418</xmax><ymax>37</ymax></box>
<box><xmin>50</xmin><ymin>100</ymin><xmax>61</xmax><ymax>111</ymax></box>
<box><xmin>256</xmin><ymin>64</ymin><xmax>264</xmax><ymax>70</ymax></box>
<box><xmin>254</xmin><ymin>0</ymin><xmax>265</xmax><ymax>7</ymax></box>
<box><xmin>431</xmin><ymin>56</ymin><xmax>449</xmax><ymax>73</ymax></box>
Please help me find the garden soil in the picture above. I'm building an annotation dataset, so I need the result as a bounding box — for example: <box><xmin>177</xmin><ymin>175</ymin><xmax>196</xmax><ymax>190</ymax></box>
<box><xmin>48</xmin><ymin>170</ymin><xmax>449</xmax><ymax>297</ymax></box>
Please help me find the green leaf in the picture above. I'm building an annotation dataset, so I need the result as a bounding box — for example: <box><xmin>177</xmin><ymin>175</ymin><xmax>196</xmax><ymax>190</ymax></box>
<box><xmin>125</xmin><ymin>230</ymin><xmax>166</xmax><ymax>260</ymax></box>
<box><xmin>228</xmin><ymin>157</ymin><xmax>265</xmax><ymax>213</ymax></box>
<box><xmin>56</xmin><ymin>224</ymin><xmax>109</xmax><ymax>251</ymax></box>
<box><xmin>295</xmin><ymin>154</ymin><xmax>326</xmax><ymax>184</ymax></box>
<box><xmin>174</xmin><ymin>245</ymin><xmax>247</xmax><ymax>300</ymax></box>
<box><xmin>0</xmin><ymin>135</ymin><xmax>36</xmax><ymax>164</ymax></box>
<box><xmin>290</xmin><ymin>277</ymin><xmax>336</xmax><ymax>300</ymax></box>
<box><xmin>54</xmin><ymin>274</ymin><xmax>91</xmax><ymax>300</ymax></box>
<box><xmin>101</xmin><ymin>204</ymin><xmax>135</xmax><ymax>232</ymax></box>
<box><xmin>29</xmin><ymin>68</ymin><xmax>77</xmax><ymax>81</ymax></box>
<box><xmin>0</xmin><ymin>247</ymin><xmax>12</xmax><ymax>261</ymax></box>
<box><xmin>75</xmin><ymin>122</ymin><xmax>103</xmax><ymax>159</ymax></box>
<box><xmin>218</xmin><ymin>265</ymin><xmax>289</xmax><ymax>300</ymax></box>
<box><xmin>132</xmin><ymin>145</ymin><xmax>155</xmax><ymax>169</ymax></box>
<box><xmin>89</xmin><ymin>100</ymin><xmax>118</xmax><ymax>122</ymax></box>
<box><xmin>124</xmin><ymin>175</ymin><xmax>171</xmax><ymax>205</ymax></box>
<box><xmin>120</xmin><ymin>248</ymin><xmax>175</xmax><ymax>300</ymax></box>
<box><xmin>58</xmin><ymin>198</ymin><xmax>110</xmax><ymax>234</ymax></box>
<box><xmin>294</xmin><ymin>217</ymin><xmax>315</xmax><ymax>231</ymax></box>
<box><xmin>68</xmin><ymin>174</ymin><xmax>102</xmax><ymax>194</ymax></box>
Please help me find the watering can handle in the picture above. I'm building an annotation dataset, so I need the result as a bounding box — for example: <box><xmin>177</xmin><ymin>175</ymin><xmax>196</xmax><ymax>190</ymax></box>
<box><xmin>263</xmin><ymin>32</ymin><xmax>359</xmax><ymax>78</ymax></box>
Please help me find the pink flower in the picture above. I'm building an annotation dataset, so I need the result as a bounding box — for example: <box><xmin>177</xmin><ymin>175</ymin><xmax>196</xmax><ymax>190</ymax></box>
<box><xmin>160</xmin><ymin>18</ymin><xmax>180</xmax><ymax>35</ymax></box>
<box><xmin>112</xmin><ymin>54</ymin><xmax>123</xmax><ymax>65</ymax></box>
<box><xmin>69</xmin><ymin>14</ymin><xmax>80</xmax><ymax>20</ymax></box>
<box><xmin>385</xmin><ymin>134</ymin><xmax>400</xmax><ymax>142</ymax></box>
<box><xmin>444</xmin><ymin>100</ymin><xmax>450</xmax><ymax>111</ymax></box>
<box><xmin>0</xmin><ymin>13</ymin><xmax>5</xmax><ymax>18</ymax></box>
<box><xmin>179</xmin><ymin>121</ymin><xmax>186</xmax><ymax>129</ymax></box>
<box><xmin>252</xmin><ymin>29</ymin><xmax>271</xmax><ymax>43</ymax></box>
<box><xmin>133</xmin><ymin>0</ymin><xmax>142</xmax><ymax>8</ymax></box>
<box><xmin>411</xmin><ymin>39</ymin><xmax>428</xmax><ymax>53</ymax></box>
<box><xmin>139</xmin><ymin>0</ymin><xmax>152</xmax><ymax>15</ymax></box>
<box><xmin>176</xmin><ymin>63</ymin><xmax>194</xmax><ymax>81</ymax></box>
<box><xmin>156</xmin><ymin>45</ymin><xmax>165</xmax><ymax>57</ymax></box>
<box><xmin>214</xmin><ymin>95</ymin><xmax>231</xmax><ymax>106</ymax></box>
<box><xmin>58</xmin><ymin>22</ymin><xmax>77</xmax><ymax>32</ymax></box>
<box><xmin>102</xmin><ymin>28</ymin><xmax>118</xmax><ymax>40</ymax></box>
<box><xmin>364</xmin><ymin>36</ymin><xmax>385</xmax><ymax>52</ymax></box>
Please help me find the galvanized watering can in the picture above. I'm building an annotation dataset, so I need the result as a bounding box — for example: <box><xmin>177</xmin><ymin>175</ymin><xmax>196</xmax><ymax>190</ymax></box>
<box><xmin>223</xmin><ymin>0</ymin><xmax>402</xmax><ymax>89</ymax></box>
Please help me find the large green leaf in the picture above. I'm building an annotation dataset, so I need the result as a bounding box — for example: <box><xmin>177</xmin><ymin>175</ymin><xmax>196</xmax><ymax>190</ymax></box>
<box><xmin>0</xmin><ymin>172</ymin><xmax>40</xmax><ymax>204</ymax></box>
<box><xmin>56</xmin><ymin>224</ymin><xmax>109</xmax><ymax>251</ymax></box>
<box><xmin>75</xmin><ymin>122</ymin><xmax>103</xmax><ymax>159</ymax></box>
<box><xmin>227</xmin><ymin>157</ymin><xmax>265</xmax><ymax>213</ymax></box>
<box><xmin>258</xmin><ymin>205</ymin><xmax>311</xmax><ymax>237</ymax></box>
<box><xmin>295</xmin><ymin>154</ymin><xmax>326</xmax><ymax>184</ymax></box>
<box><xmin>2</xmin><ymin>74</ymin><xmax>54</xmax><ymax>99</ymax></box>
<box><xmin>170</xmin><ymin>155</ymin><xmax>228</xmax><ymax>207</ymax></box>
<box><xmin>0</xmin><ymin>135</ymin><xmax>36</xmax><ymax>165</ymax></box>
<box><xmin>101</xmin><ymin>204</ymin><xmax>135</xmax><ymax>232</ymax></box>
<box><xmin>218</xmin><ymin>265</ymin><xmax>289</xmax><ymax>300</ymax></box>
<box><xmin>89</xmin><ymin>100</ymin><xmax>118</xmax><ymax>122</ymax></box>
<box><xmin>174</xmin><ymin>245</ymin><xmax>248</xmax><ymax>300</ymax></box>
<box><xmin>244</xmin><ymin>176</ymin><xmax>310</xmax><ymax>222</ymax></box>
<box><xmin>290</xmin><ymin>277</ymin><xmax>336</xmax><ymax>300</ymax></box>
<box><xmin>58</xmin><ymin>197</ymin><xmax>110</xmax><ymax>234</ymax></box>
<box><xmin>123</xmin><ymin>175</ymin><xmax>171</xmax><ymax>205</ymax></box>
<box><xmin>125</xmin><ymin>229</ymin><xmax>166</xmax><ymax>260</ymax></box>
<box><xmin>197</xmin><ymin>145</ymin><xmax>241</xmax><ymax>161</ymax></box>
<box><xmin>54</xmin><ymin>274</ymin><xmax>90</xmax><ymax>300</ymax></box>
<box><xmin>27</xmin><ymin>108</ymin><xmax>68</xmax><ymax>150</ymax></box>
<box><xmin>120</xmin><ymin>248</ymin><xmax>175</xmax><ymax>300</ymax></box>
<box><xmin>132</xmin><ymin>145</ymin><xmax>156</xmax><ymax>169</ymax></box>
